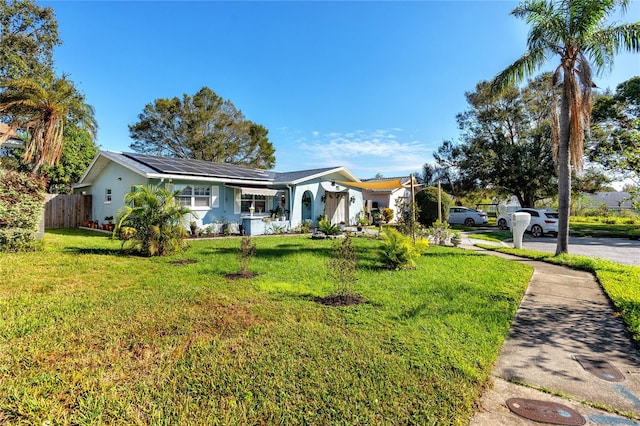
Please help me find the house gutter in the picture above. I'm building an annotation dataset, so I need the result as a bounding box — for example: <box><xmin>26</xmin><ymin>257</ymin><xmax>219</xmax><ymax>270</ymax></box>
<box><xmin>287</xmin><ymin>185</ymin><xmax>293</xmax><ymax>217</ymax></box>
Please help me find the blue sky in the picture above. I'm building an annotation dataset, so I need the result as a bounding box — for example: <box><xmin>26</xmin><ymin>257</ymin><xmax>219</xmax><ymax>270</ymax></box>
<box><xmin>43</xmin><ymin>0</ymin><xmax>639</xmax><ymax>178</ymax></box>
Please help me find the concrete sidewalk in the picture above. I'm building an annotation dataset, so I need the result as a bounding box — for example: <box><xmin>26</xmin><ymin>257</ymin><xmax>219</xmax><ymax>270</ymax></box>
<box><xmin>467</xmin><ymin>246</ymin><xmax>640</xmax><ymax>425</ymax></box>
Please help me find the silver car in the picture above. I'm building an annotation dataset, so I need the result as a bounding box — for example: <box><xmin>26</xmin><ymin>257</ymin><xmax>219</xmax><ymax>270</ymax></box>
<box><xmin>448</xmin><ymin>207</ymin><xmax>488</xmax><ymax>226</ymax></box>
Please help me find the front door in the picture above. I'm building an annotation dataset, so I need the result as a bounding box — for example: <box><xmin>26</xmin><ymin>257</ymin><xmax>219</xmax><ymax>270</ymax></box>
<box><xmin>325</xmin><ymin>192</ymin><xmax>348</xmax><ymax>224</ymax></box>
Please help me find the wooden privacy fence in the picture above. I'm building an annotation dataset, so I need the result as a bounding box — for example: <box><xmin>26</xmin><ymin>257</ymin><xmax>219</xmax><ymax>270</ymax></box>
<box><xmin>44</xmin><ymin>194</ymin><xmax>92</xmax><ymax>229</ymax></box>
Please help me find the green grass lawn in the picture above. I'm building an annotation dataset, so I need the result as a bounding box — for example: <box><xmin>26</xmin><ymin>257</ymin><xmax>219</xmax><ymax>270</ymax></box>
<box><xmin>467</xmin><ymin>216</ymin><xmax>640</xmax><ymax>240</ymax></box>
<box><xmin>569</xmin><ymin>216</ymin><xmax>640</xmax><ymax>238</ymax></box>
<box><xmin>0</xmin><ymin>229</ymin><xmax>533</xmax><ymax>425</ymax></box>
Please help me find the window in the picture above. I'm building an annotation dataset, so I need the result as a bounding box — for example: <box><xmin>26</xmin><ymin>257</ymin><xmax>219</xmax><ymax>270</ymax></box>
<box><xmin>241</xmin><ymin>194</ymin><xmax>267</xmax><ymax>213</ymax></box>
<box><xmin>175</xmin><ymin>185</ymin><xmax>219</xmax><ymax>208</ymax></box>
<box><xmin>105</xmin><ymin>188</ymin><xmax>112</xmax><ymax>203</ymax></box>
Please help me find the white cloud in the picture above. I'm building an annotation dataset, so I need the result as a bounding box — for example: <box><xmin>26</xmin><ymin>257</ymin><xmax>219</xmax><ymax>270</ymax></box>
<box><xmin>284</xmin><ymin>128</ymin><xmax>433</xmax><ymax>178</ymax></box>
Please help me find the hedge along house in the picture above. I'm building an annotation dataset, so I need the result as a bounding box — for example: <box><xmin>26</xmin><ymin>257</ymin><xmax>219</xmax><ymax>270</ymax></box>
<box><xmin>73</xmin><ymin>151</ymin><xmax>364</xmax><ymax>235</ymax></box>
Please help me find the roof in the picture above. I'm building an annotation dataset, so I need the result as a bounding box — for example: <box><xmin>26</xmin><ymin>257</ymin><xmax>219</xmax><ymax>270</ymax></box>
<box><xmin>76</xmin><ymin>151</ymin><xmax>361</xmax><ymax>187</ymax></box>
<box><xmin>274</xmin><ymin>167</ymin><xmax>350</xmax><ymax>184</ymax></box>
<box><xmin>122</xmin><ymin>152</ymin><xmax>272</xmax><ymax>181</ymax></box>
<box><xmin>582</xmin><ymin>191</ymin><xmax>634</xmax><ymax>209</ymax></box>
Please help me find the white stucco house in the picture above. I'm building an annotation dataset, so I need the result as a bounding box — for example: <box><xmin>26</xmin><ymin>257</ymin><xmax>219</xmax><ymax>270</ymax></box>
<box><xmin>73</xmin><ymin>151</ymin><xmax>364</xmax><ymax>235</ymax></box>
<box><xmin>360</xmin><ymin>176</ymin><xmax>415</xmax><ymax>223</ymax></box>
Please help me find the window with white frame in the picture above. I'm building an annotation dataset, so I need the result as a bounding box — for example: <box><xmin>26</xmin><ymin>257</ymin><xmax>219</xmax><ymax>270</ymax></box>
<box><xmin>241</xmin><ymin>194</ymin><xmax>268</xmax><ymax>214</ymax></box>
<box><xmin>105</xmin><ymin>188</ymin><xmax>112</xmax><ymax>203</ymax></box>
<box><xmin>175</xmin><ymin>185</ymin><xmax>218</xmax><ymax>208</ymax></box>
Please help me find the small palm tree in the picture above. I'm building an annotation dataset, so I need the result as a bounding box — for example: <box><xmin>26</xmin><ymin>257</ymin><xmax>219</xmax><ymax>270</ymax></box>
<box><xmin>492</xmin><ymin>0</ymin><xmax>640</xmax><ymax>255</ymax></box>
<box><xmin>0</xmin><ymin>73</ymin><xmax>97</xmax><ymax>174</ymax></box>
<box><xmin>115</xmin><ymin>185</ymin><xmax>196</xmax><ymax>257</ymax></box>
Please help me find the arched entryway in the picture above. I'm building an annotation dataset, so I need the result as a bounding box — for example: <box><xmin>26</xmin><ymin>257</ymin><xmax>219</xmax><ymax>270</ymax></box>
<box><xmin>301</xmin><ymin>190</ymin><xmax>313</xmax><ymax>221</ymax></box>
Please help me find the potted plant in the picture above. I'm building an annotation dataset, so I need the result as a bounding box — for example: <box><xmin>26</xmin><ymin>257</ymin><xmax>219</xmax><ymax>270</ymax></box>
<box><xmin>451</xmin><ymin>231</ymin><xmax>462</xmax><ymax>247</ymax></box>
<box><xmin>356</xmin><ymin>216</ymin><xmax>369</xmax><ymax>231</ymax></box>
<box><xmin>103</xmin><ymin>216</ymin><xmax>114</xmax><ymax>231</ymax></box>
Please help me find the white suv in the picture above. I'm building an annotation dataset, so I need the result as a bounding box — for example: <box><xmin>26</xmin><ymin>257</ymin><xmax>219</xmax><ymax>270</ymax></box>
<box><xmin>497</xmin><ymin>208</ymin><xmax>559</xmax><ymax>238</ymax></box>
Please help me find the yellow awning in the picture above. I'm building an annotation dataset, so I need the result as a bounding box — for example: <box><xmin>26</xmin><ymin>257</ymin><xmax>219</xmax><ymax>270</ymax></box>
<box><xmin>335</xmin><ymin>178</ymin><xmax>407</xmax><ymax>190</ymax></box>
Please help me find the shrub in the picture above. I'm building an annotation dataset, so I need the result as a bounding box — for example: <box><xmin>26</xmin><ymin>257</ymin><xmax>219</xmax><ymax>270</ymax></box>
<box><xmin>116</xmin><ymin>185</ymin><xmax>195</xmax><ymax>256</ymax></box>
<box><xmin>426</xmin><ymin>220</ymin><xmax>452</xmax><ymax>246</ymax></box>
<box><xmin>379</xmin><ymin>228</ymin><xmax>429</xmax><ymax>270</ymax></box>
<box><xmin>0</xmin><ymin>171</ymin><xmax>46</xmax><ymax>252</ymax></box>
<box><xmin>382</xmin><ymin>208</ymin><xmax>394</xmax><ymax>223</ymax></box>
<box><xmin>292</xmin><ymin>219</ymin><xmax>313</xmax><ymax>233</ymax></box>
<box><xmin>415</xmin><ymin>186</ymin><xmax>452</xmax><ymax>226</ymax></box>
<box><xmin>327</xmin><ymin>234</ymin><xmax>358</xmax><ymax>296</ymax></box>
<box><xmin>239</xmin><ymin>236</ymin><xmax>257</xmax><ymax>276</ymax></box>
<box><xmin>268</xmin><ymin>223</ymin><xmax>287</xmax><ymax>234</ymax></box>
<box><xmin>317</xmin><ymin>215</ymin><xmax>342</xmax><ymax>235</ymax></box>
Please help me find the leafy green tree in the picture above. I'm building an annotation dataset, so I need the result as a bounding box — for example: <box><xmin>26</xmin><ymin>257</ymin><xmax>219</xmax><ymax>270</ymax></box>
<box><xmin>588</xmin><ymin>76</ymin><xmax>640</xmax><ymax>179</ymax></box>
<box><xmin>40</xmin><ymin>126</ymin><xmax>98</xmax><ymax>193</ymax></box>
<box><xmin>492</xmin><ymin>0</ymin><xmax>640</xmax><ymax>255</ymax></box>
<box><xmin>0</xmin><ymin>0</ymin><xmax>60</xmax><ymax>81</ymax></box>
<box><xmin>572</xmin><ymin>166</ymin><xmax>613</xmax><ymax>194</ymax></box>
<box><xmin>129</xmin><ymin>87</ymin><xmax>276</xmax><ymax>169</ymax></box>
<box><xmin>428</xmin><ymin>142</ymin><xmax>467</xmax><ymax>200</ymax></box>
<box><xmin>116</xmin><ymin>185</ymin><xmax>196</xmax><ymax>257</ymax></box>
<box><xmin>0</xmin><ymin>74</ymin><xmax>97</xmax><ymax>174</ymax></box>
<box><xmin>444</xmin><ymin>75</ymin><xmax>558</xmax><ymax>208</ymax></box>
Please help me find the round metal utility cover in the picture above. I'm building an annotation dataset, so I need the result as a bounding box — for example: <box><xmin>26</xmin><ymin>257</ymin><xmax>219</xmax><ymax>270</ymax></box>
<box><xmin>506</xmin><ymin>398</ymin><xmax>586</xmax><ymax>425</ymax></box>
<box><xmin>575</xmin><ymin>356</ymin><xmax>625</xmax><ymax>382</ymax></box>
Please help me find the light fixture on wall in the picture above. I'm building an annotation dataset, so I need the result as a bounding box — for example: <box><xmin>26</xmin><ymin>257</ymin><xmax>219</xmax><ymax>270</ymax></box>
<box><xmin>350</xmin><ymin>196</ymin><xmax>356</xmax><ymax>204</ymax></box>
<box><xmin>117</xmin><ymin>177</ymin><xmax>122</xmax><ymax>181</ymax></box>
<box><xmin>321</xmin><ymin>194</ymin><xmax>326</xmax><ymax>203</ymax></box>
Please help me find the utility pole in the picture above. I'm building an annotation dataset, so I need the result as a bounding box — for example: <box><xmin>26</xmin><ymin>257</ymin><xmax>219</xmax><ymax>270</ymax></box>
<box><xmin>438</xmin><ymin>180</ymin><xmax>442</xmax><ymax>224</ymax></box>
<box><xmin>411</xmin><ymin>173</ymin><xmax>416</xmax><ymax>244</ymax></box>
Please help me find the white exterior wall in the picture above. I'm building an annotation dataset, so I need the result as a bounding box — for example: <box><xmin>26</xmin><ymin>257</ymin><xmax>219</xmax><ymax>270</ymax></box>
<box><xmin>363</xmin><ymin>187</ymin><xmax>410</xmax><ymax>223</ymax></box>
<box><xmin>84</xmin><ymin>162</ymin><xmax>145</xmax><ymax>225</ymax></box>
<box><xmin>289</xmin><ymin>173</ymin><xmax>363</xmax><ymax>227</ymax></box>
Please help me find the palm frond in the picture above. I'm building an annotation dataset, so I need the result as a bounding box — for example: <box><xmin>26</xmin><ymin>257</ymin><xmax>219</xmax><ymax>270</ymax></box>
<box><xmin>568</xmin><ymin>0</ymin><xmax>613</xmax><ymax>39</ymax></box>
<box><xmin>491</xmin><ymin>48</ymin><xmax>547</xmax><ymax>94</ymax></box>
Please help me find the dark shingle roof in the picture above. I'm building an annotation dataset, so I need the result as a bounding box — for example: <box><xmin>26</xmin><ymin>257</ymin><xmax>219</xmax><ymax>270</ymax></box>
<box><xmin>274</xmin><ymin>167</ymin><xmax>341</xmax><ymax>184</ymax></box>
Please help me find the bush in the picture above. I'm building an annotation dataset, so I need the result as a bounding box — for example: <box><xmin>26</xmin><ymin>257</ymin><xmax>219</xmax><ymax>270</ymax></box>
<box><xmin>317</xmin><ymin>215</ymin><xmax>342</xmax><ymax>235</ymax></box>
<box><xmin>379</xmin><ymin>228</ymin><xmax>429</xmax><ymax>270</ymax></box>
<box><xmin>116</xmin><ymin>185</ymin><xmax>195</xmax><ymax>256</ymax></box>
<box><xmin>0</xmin><ymin>171</ymin><xmax>46</xmax><ymax>252</ymax></box>
<box><xmin>238</xmin><ymin>236</ymin><xmax>257</xmax><ymax>275</ymax></box>
<box><xmin>415</xmin><ymin>187</ymin><xmax>452</xmax><ymax>227</ymax></box>
<box><xmin>327</xmin><ymin>234</ymin><xmax>359</xmax><ymax>296</ymax></box>
<box><xmin>382</xmin><ymin>208</ymin><xmax>394</xmax><ymax>223</ymax></box>
<box><xmin>426</xmin><ymin>220</ymin><xmax>452</xmax><ymax>246</ymax></box>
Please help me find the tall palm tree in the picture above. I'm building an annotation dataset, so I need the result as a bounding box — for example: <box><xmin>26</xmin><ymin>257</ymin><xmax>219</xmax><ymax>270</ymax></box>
<box><xmin>0</xmin><ymin>73</ymin><xmax>97</xmax><ymax>174</ymax></box>
<box><xmin>492</xmin><ymin>0</ymin><xmax>640</xmax><ymax>255</ymax></box>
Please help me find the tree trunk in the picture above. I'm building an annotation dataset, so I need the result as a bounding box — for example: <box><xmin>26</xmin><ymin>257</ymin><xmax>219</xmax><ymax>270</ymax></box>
<box><xmin>556</xmin><ymin>78</ymin><xmax>572</xmax><ymax>255</ymax></box>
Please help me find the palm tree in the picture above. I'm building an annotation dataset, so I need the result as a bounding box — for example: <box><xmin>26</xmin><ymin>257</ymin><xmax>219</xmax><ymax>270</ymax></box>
<box><xmin>0</xmin><ymin>73</ymin><xmax>97</xmax><ymax>174</ymax></box>
<box><xmin>492</xmin><ymin>0</ymin><xmax>640</xmax><ymax>255</ymax></box>
<box><xmin>115</xmin><ymin>185</ymin><xmax>196</xmax><ymax>257</ymax></box>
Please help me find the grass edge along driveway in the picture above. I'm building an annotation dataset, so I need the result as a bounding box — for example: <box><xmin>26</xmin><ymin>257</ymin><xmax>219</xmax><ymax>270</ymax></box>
<box><xmin>479</xmin><ymin>244</ymin><xmax>640</xmax><ymax>345</ymax></box>
<box><xmin>0</xmin><ymin>229</ymin><xmax>532</xmax><ymax>425</ymax></box>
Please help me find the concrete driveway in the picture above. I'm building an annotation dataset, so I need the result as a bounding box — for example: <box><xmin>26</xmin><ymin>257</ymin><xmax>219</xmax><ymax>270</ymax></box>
<box><xmin>505</xmin><ymin>236</ymin><xmax>640</xmax><ymax>266</ymax></box>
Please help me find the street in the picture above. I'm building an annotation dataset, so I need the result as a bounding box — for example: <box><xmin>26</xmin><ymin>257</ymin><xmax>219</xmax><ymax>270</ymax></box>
<box><xmin>487</xmin><ymin>236</ymin><xmax>640</xmax><ymax>266</ymax></box>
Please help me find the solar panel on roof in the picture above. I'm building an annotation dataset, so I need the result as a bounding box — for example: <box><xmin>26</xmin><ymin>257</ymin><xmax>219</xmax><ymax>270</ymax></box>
<box><xmin>123</xmin><ymin>152</ymin><xmax>272</xmax><ymax>181</ymax></box>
